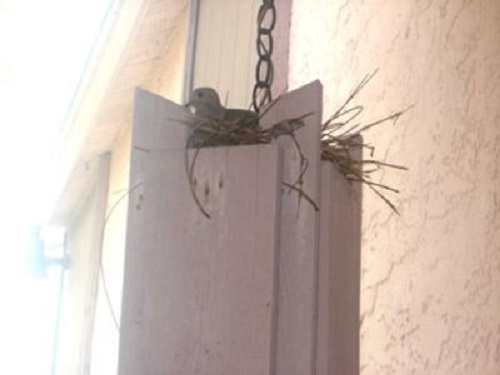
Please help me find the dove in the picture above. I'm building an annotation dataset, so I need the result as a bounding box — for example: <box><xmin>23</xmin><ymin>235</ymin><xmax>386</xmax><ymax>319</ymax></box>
<box><xmin>185</xmin><ymin>87</ymin><xmax>259</xmax><ymax>129</ymax></box>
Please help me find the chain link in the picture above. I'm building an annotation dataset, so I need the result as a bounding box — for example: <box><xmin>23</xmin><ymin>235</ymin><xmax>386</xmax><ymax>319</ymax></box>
<box><xmin>252</xmin><ymin>0</ymin><xmax>276</xmax><ymax>113</ymax></box>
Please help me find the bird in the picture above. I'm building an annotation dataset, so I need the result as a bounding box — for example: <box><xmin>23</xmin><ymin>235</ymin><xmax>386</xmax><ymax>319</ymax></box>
<box><xmin>185</xmin><ymin>87</ymin><xmax>259</xmax><ymax>129</ymax></box>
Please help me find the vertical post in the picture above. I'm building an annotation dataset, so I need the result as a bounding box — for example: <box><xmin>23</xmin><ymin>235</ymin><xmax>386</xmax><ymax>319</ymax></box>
<box><xmin>119</xmin><ymin>89</ymin><xmax>282</xmax><ymax>375</ymax></box>
<box><xmin>317</xmin><ymin>139</ymin><xmax>362</xmax><ymax>375</ymax></box>
<box><xmin>261</xmin><ymin>80</ymin><xmax>323</xmax><ymax>375</ymax></box>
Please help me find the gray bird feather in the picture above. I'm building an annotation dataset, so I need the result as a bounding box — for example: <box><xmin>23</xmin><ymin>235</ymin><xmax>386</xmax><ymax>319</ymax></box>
<box><xmin>186</xmin><ymin>87</ymin><xmax>259</xmax><ymax>129</ymax></box>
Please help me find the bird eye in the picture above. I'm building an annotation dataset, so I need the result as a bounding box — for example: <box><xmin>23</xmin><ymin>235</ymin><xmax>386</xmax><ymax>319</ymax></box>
<box><xmin>197</xmin><ymin>92</ymin><xmax>203</xmax><ymax>99</ymax></box>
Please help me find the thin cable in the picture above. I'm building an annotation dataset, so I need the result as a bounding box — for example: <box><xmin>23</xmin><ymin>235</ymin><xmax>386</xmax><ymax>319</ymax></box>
<box><xmin>98</xmin><ymin>182</ymin><xmax>143</xmax><ymax>332</ymax></box>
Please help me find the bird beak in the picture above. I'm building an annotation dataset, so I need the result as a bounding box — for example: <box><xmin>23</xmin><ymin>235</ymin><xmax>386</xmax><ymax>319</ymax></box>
<box><xmin>185</xmin><ymin>103</ymin><xmax>196</xmax><ymax>115</ymax></box>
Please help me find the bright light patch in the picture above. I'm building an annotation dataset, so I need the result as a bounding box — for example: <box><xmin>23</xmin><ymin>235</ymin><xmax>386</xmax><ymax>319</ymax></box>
<box><xmin>0</xmin><ymin>1</ymin><xmax>112</xmax><ymax>373</ymax></box>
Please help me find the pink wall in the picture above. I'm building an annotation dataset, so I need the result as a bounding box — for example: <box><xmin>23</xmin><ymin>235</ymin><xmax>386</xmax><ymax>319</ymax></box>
<box><xmin>289</xmin><ymin>1</ymin><xmax>500</xmax><ymax>373</ymax></box>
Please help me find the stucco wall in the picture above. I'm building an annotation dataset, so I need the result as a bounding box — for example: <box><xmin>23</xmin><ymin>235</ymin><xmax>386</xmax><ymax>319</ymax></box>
<box><xmin>289</xmin><ymin>1</ymin><xmax>500</xmax><ymax>374</ymax></box>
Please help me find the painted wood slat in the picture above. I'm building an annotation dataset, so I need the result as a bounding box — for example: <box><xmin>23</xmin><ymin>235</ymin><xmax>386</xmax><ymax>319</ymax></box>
<box><xmin>261</xmin><ymin>80</ymin><xmax>323</xmax><ymax>375</ymax></box>
<box><xmin>317</xmin><ymin>148</ymin><xmax>362</xmax><ymax>375</ymax></box>
<box><xmin>118</xmin><ymin>89</ymin><xmax>281</xmax><ymax>375</ymax></box>
<box><xmin>130</xmin><ymin>88</ymin><xmax>188</xmax><ymax>152</ymax></box>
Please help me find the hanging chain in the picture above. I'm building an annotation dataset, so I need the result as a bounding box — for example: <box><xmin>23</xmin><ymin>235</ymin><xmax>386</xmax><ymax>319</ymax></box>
<box><xmin>252</xmin><ymin>0</ymin><xmax>276</xmax><ymax>113</ymax></box>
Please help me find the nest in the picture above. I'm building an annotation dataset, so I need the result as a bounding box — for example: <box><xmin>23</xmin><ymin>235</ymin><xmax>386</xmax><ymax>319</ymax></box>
<box><xmin>183</xmin><ymin>72</ymin><xmax>410</xmax><ymax>217</ymax></box>
<box><xmin>320</xmin><ymin>71</ymin><xmax>411</xmax><ymax>213</ymax></box>
<box><xmin>183</xmin><ymin>108</ymin><xmax>313</xmax><ymax>218</ymax></box>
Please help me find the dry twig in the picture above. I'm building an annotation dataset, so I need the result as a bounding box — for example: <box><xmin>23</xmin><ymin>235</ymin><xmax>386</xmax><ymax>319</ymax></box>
<box><xmin>182</xmin><ymin>110</ymin><xmax>316</xmax><ymax>217</ymax></box>
<box><xmin>321</xmin><ymin>71</ymin><xmax>412</xmax><ymax>214</ymax></box>
<box><xmin>180</xmin><ymin>72</ymin><xmax>411</xmax><ymax>216</ymax></box>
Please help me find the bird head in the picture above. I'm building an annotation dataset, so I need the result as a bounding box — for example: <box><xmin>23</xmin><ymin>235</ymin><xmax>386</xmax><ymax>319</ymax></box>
<box><xmin>185</xmin><ymin>87</ymin><xmax>222</xmax><ymax>116</ymax></box>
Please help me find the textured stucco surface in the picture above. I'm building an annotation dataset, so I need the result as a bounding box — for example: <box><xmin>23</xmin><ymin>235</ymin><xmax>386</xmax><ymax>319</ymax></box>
<box><xmin>289</xmin><ymin>1</ymin><xmax>500</xmax><ymax>374</ymax></box>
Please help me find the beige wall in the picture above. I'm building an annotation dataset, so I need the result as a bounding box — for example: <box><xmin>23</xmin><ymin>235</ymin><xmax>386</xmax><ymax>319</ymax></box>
<box><xmin>289</xmin><ymin>1</ymin><xmax>500</xmax><ymax>374</ymax></box>
<box><xmin>56</xmin><ymin>155</ymin><xmax>109</xmax><ymax>375</ymax></box>
<box><xmin>57</xmin><ymin>193</ymin><xmax>96</xmax><ymax>375</ymax></box>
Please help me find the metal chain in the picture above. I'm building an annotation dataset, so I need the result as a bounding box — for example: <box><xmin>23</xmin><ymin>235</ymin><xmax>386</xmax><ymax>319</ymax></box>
<box><xmin>252</xmin><ymin>0</ymin><xmax>276</xmax><ymax>113</ymax></box>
